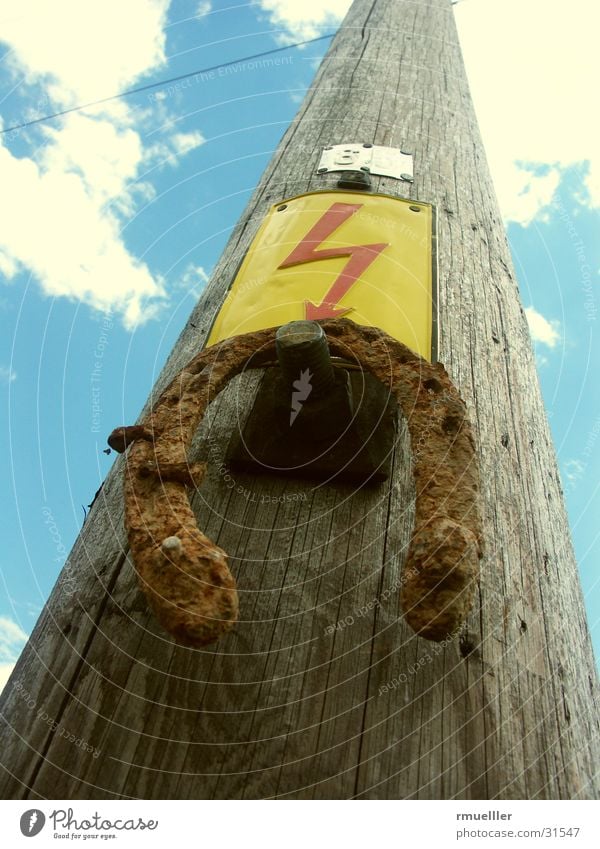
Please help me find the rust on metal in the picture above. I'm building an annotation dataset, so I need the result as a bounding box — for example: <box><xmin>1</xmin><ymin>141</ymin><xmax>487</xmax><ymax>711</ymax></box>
<box><xmin>110</xmin><ymin>319</ymin><xmax>483</xmax><ymax>646</ymax></box>
<box><xmin>107</xmin><ymin>424</ymin><xmax>156</xmax><ymax>454</ymax></box>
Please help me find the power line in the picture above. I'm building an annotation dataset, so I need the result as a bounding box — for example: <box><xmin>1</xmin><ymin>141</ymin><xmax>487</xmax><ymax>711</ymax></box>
<box><xmin>0</xmin><ymin>33</ymin><xmax>335</xmax><ymax>136</ymax></box>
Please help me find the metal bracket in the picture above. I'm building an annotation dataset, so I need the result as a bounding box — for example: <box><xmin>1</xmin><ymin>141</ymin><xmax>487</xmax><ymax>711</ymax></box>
<box><xmin>226</xmin><ymin>320</ymin><xmax>395</xmax><ymax>485</ymax></box>
<box><xmin>227</xmin><ymin>367</ymin><xmax>397</xmax><ymax>485</ymax></box>
<box><xmin>317</xmin><ymin>143</ymin><xmax>414</xmax><ymax>181</ymax></box>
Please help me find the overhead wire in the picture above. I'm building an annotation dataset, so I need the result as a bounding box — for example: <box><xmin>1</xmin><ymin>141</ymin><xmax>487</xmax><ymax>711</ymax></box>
<box><xmin>0</xmin><ymin>32</ymin><xmax>335</xmax><ymax>136</ymax></box>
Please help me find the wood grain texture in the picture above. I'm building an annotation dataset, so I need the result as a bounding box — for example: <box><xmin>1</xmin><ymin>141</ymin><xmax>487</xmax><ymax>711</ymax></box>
<box><xmin>1</xmin><ymin>0</ymin><xmax>598</xmax><ymax>799</ymax></box>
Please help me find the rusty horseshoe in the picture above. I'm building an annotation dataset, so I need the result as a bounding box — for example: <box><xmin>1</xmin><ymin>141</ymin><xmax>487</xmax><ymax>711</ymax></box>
<box><xmin>108</xmin><ymin>319</ymin><xmax>483</xmax><ymax>647</ymax></box>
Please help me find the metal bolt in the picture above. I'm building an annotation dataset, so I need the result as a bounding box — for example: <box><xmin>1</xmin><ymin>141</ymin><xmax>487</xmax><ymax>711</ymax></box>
<box><xmin>409</xmin><ymin>205</ymin><xmax>421</xmax><ymax>212</ymax></box>
<box><xmin>360</xmin><ymin>166</ymin><xmax>370</xmax><ymax>172</ymax></box>
<box><xmin>401</xmin><ymin>173</ymin><xmax>414</xmax><ymax>182</ymax></box>
<box><xmin>275</xmin><ymin>321</ymin><xmax>335</xmax><ymax>398</ymax></box>
<box><xmin>317</xmin><ymin>167</ymin><xmax>327</xmax><ymax>173</ymax></box>
<box><xmin>277</xmin><ymin>204</ymin><xmax>287</xmax><ymax>211</ymax></box>
<box><xmin>161</xmin><ymin>536</ymin><xmax>183</xmax><ymax>560</ymax></box>
<box><xmin>362</xmin><ymin>143</ymin><xmax>373</xmax><ymax>148</ymax></box>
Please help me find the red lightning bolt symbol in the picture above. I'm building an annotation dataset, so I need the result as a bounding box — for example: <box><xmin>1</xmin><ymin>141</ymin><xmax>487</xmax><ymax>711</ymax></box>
<box><xmin>278</xmin><ymin>202</ymin><xmax>389</xmax><ymax>319</ymax></box>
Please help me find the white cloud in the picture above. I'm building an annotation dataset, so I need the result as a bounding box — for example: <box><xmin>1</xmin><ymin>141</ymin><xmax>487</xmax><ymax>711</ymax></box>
<box><xmin>0</xmin><ymin>616</ymin><xmax>28</xmax><ymax>693</ymax></box>
<box><xmin>171</xmin><ymin>131</ymin><xmax>205</xmax><ymax>156</ymax></box>
<box><xmin>525</xmin><ymin>306</ymin><xmax>561</xmax><ymax>349</ymax></box>
<box><xmin>0</xmin><ymin>616</ymin><xmax>27</xmax><ymax>693</ymax></box>
<box><xmin>0</xmin><ymin>250</ymin><xmax>18</xmax><ymax>277</ymax></box>
<box><xmin>254</xmin><ymin>0</ymin><xmax>350</xmax><ymax>40</ymax></box>
<box><xmin>499</xmin><ymin>167</ymin><xmax>561</xmax><ymax>229</ymax></box>
<box><xmin>197</xmin><ymin>1</ymin><xmax>212</xmax><ymax>16</ymax></box>
<box><xmin>455</xmin><ymin>0</ymin><xmax>600</xmax><ymax>224</ymax></box>
<box><xmin>178</xmin><ymin>264</ymin><xmax>210</xmax><ymax>298</ymax></box>
<box><xmin>0</xmin><ymin>1</ymin><xmax>176</xmax><ymax>327</ymax></box>
<box><xmin>0</xmin><ymin>615</ymin><xmax>28</xmax><ymax>663</ymax></box>
<box><xmin>0</xmin><ymin>127</ymin><xmax>165</xmax><ymax>328</ymax></box>
<box><xmin>563</xmin><ymin>458</ymin><xmax>585</xmax><ymax>487</ymax></box>
<box><xmin>186</xmin><ymin>265</ymin><xmax>210</xmax><ymax>283</ymax></box>
<box><xmin>0</xmin><ymin>365</ymin><xmax>17</xmax><ymax>383</ymax></box>
<box><xmin>0</xmin><ymin>663</ymin><xmax>16</xmax><ymax>691</ymax></box>
<box><xmin>41</xmin><ymin>114</ymin><xmax>144</xmax><ymax>207</ymax></box>
<box><xmin>147</xmin><ymin>130</ymin><xmax>206</xmax><ymax>167</ymax></box>
<box><xmin>1</xmin><ymin>0</ymin><xmax>169</xmax><ymax>104</ymax></box>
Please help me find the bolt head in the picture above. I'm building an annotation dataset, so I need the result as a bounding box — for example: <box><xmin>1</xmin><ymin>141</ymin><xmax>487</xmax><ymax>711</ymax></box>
<box><xmin>276</xmin><ymin>320</ymin><xmax>324</xmax><ymax>347</ymax></box>
<box><xmin>161</xmin><ymin>536</ymin><xmax>183</xmax><ymax>557</ymax></box>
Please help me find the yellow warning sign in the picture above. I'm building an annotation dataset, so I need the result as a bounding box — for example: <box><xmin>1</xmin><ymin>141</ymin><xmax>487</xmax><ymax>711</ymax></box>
<box><xmin>206</xmin><ymin>191</ymin><xmax>437</xmax><ymax>360</ymax></box>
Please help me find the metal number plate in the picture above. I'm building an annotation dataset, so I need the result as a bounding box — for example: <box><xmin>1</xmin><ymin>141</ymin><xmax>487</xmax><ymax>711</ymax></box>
<box><xmin>317</xmin><ymin>144</ymin><xmax>413</xmax><ymax>180</ymax></box>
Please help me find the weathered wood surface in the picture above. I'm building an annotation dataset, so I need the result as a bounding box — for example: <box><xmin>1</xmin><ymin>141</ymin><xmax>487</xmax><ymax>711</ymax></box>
<box><xmin>1</xmin><ymin>0</ymin><xmax>598</xmax><ymax>799</ymax></box>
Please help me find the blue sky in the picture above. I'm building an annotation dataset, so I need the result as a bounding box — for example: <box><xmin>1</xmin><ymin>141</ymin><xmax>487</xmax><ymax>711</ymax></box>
<box><xmin>0</xmin><ymin>0</ymin><xmax>598</xmax><ymax>689</ymax></box>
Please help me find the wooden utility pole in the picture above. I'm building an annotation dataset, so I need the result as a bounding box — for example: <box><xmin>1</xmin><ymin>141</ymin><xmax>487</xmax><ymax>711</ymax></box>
<box><xmin>1</xmin><ymin>0</ymin><xmax>598</xmax><ymax>799</ymax></box>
